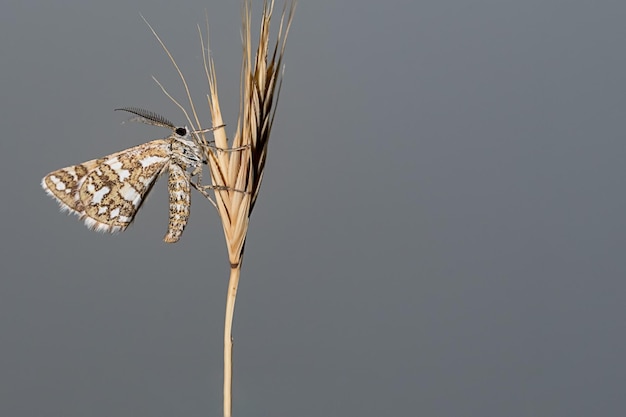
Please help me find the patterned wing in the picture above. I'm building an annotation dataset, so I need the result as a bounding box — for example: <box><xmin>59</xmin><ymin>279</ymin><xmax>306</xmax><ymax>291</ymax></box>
<box><xmin>42</xmin><ymin>160</ymin><xmax>93</xmax><ymax>219</ymax></box>
<box><xmin>42</xmin><ymin>139</ymin><xmax>171</xmax><ymax>233</ymax></box>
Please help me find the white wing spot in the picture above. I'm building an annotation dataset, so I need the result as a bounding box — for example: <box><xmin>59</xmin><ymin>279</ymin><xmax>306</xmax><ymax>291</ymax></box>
<box><xmin>120</xmin><ymin>183</ymin><xmax>140</xmax><ymax>205</ymax></box>
<box><xmin>107</xmin><ymin>158</ymin><xmax>131</xmax><ymax>181</ymax></box>
<box><xmin>140</xmin><ymin>155</ymin><xmax>167</xmax><ymax>167</ymax></box>
<box><xmin>51</xmin><ymin>177</ymin><xmax>67</xmax><ymax>191</ymax></box>
<box><xmin>118</xmin><ymin>215</ymin><xmax>132</xmax><ymax>223</ymax></box>
<box><xmin>109</xmin><ymin>207</ymin><xmax>120</xmax><ymax>219</ymax></box>
<box><xmin>91</xmin><ymin>186</ymin><xmax>111</xmax><ymax>204</ymax></box>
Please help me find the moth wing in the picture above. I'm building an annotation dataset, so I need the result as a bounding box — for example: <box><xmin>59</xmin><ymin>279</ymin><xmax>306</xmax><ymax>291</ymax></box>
<box><xmin>42</xmin><ymin>139</ymin><xmax>171</xmax><ymax>233</ymax></box>
<box><xmin>42</xmin><ymin>157</ymin><xmax>100</xmax><ymax>218</ymax></box>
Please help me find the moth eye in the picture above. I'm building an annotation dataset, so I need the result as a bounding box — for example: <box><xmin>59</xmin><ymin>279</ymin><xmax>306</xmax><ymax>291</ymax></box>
<box><xmin>175</xmin><ymin>127</ymin><xmax>188</xmax><ymax>137</ymax></box>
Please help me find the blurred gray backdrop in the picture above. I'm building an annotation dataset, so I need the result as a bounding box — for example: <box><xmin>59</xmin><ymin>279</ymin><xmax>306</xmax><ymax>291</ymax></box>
<box><xmin>2</xmin><ymin>1</ymin><xmax>626</xmax><ymax>416</ymax></box>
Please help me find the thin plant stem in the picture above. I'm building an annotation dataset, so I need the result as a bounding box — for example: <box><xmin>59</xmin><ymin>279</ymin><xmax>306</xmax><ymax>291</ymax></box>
<box><xmin>223</xmin><ymin>266</ymin><xmax>241</xmax><ymax>417</ymax></box>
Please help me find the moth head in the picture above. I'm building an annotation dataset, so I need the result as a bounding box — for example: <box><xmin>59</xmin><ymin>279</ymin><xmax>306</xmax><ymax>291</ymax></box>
<box><xmin>174</xmin><ymin>126</ymin><xmax>189</xmax><ymax>138</ymax></box>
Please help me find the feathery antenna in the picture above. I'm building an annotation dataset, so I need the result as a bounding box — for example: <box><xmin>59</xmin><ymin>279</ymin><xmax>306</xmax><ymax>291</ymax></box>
<box><xmin>114</xmin><ymin>107</ymin><xmax>176</xmax><ymax>130</ymax></box>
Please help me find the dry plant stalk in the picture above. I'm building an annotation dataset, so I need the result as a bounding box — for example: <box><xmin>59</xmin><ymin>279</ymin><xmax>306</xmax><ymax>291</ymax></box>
<box><xmin>144</xmin><ymin>1</ymin><xmax>295</xmax><ymax>416</ymax></box>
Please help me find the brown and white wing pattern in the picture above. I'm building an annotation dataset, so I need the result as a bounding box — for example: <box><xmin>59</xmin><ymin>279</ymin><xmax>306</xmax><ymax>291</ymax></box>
<box><xmin>42</xmin><ymin>139</ymin><xmax>172</xmax><ymax>234</ymax></box>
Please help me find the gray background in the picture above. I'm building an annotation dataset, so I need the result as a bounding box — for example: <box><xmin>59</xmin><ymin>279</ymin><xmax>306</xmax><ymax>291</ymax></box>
<box><xmin>2</xmin><ymin>0</ymin><xmax>626</xmax><ymax>416</ymax></box>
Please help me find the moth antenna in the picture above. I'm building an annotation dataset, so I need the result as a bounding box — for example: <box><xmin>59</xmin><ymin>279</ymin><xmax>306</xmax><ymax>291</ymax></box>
<box><xmin>114</xmin><ymin>107</ymin><xmax>176</xmax><ymax>130</ymax></box>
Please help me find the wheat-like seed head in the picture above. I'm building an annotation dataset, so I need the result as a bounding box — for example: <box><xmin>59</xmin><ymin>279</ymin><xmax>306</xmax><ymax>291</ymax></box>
<box><xmin>202</xmin><ymin>0</ymin><xmax>296</xmax><ymax>266</ymax></box>
<box><xmin>144</xmin><ymin>0</ymin><xmax>294</xmax><ymax>266</ymax></box>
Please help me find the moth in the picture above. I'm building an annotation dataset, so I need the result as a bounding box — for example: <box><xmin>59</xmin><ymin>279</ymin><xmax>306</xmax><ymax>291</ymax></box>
<box><xmin>41</xmin><ymin>108</ymin><xmax>220</xmax><ymax>243</ymax></box>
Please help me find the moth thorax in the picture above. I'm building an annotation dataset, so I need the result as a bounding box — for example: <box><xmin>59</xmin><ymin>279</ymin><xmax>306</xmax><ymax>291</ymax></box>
<box><xmin>171</xmin><ymin>139</ymin><xmax>201</xmax><ymax>168</ymax></box>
